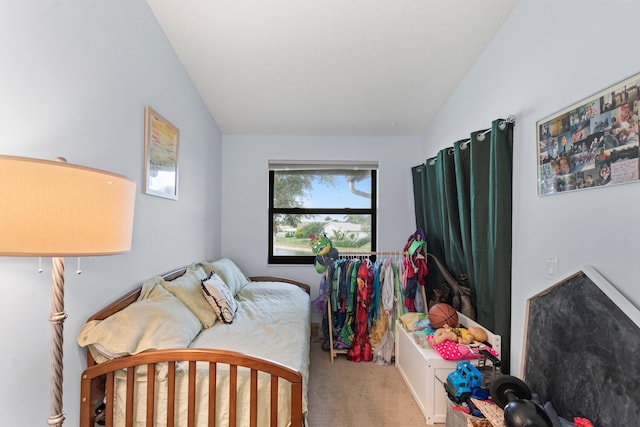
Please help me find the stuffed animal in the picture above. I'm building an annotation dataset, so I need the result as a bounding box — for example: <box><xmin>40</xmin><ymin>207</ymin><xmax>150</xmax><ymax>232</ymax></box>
<box><xmin>433</xmin><ymin>324</ymin><xmax>488</xmax><ymax>345</ymax></box>
<box><xmin>468</xmin><ymin>325</ymin><xmax>488</xmax><ymax>343</ymax></box>
<box><xmin>309</xmin><ymin>233</ymin><xmax>339</xmax><ymax>273</ymax></box>
<box><xmin>433</xmin><ymin>325</ymin><xmax>459</xmax><ymax>345</ymax></box>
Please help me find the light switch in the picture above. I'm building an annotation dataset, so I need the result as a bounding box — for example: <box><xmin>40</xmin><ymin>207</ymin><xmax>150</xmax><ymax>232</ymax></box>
<box><xmin>545</xmin><ymin>257</ymin><xmax>558</xmax><ymax>277</ymax></box>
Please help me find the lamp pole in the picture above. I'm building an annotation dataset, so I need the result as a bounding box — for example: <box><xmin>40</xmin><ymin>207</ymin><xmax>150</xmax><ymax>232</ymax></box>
<box><xmin>47</xmin><ymin>256</ymin><xmax>66</xmax><ymax>426</ymax></box>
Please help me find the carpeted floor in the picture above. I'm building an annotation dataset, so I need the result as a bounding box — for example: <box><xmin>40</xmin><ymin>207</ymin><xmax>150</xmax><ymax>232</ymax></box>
<box><xmin>306</xmin><ymin>338</ymin><xmax>445</xmax><ymax>427</ymax></box>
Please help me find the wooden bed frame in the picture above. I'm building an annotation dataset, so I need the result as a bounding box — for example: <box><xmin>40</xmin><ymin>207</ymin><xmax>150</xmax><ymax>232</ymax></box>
<box><xmin>79</xmin><ymin>268</ymin><xmax>311</xmax><ymax>427</ymax></box>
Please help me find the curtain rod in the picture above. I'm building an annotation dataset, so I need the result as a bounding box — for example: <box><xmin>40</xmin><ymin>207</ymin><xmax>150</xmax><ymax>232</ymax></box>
<box><xmin>428</xmin><ymin>115</ymin><xmax>517</xmax><ymax>159</ymax></box>
<box><xmin>476</xmin><ymin>115</ymin><xmax>517</xmax><ymax>142</ymax></box>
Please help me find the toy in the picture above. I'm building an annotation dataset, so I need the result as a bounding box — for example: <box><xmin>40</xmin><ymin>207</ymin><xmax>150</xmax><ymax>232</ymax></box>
<box><xmin>428</xmin><ymin>302</ymin><xmax>458</xmax><ymax>329</ymax></box>
<box><xmin>468</xmin><ymin>325</ymin><xmax>488</xmax><ymax>343</ymax></box>
<box><xmin>433</xmin><ymin>325</ymin><xmax>458</xmax><ymax>344</ymax></box>
<box><xmin>478</xmin><ymin>348</ymin><xmax>502</xmax><ymax>388</ymax></box>
<box><xmin>433</xmin><ymin>324</ymin><xmax>489</xmax><ymax>345</ymax></box>
<box><xmin>445</xmin><ymin>361</ymin><xmax>483</xmax><ymax>404</ymax></box>
<box><xmin>406</xmin><ymin>318</ymin><xmax>432</xmax><ymax>332</ymax></box>
<box><xmin>309</xmin><ymin>233</ymin><xmax>339</xmax><ymax>273</ymax></box>
<box><xmin>490</xmin><ymin>375</ymin><xmax>552</xmax><ymax>427</ymax></box>
<box><xmin>433</xmin><ymin>325</ymin><xmax>471</xmax><ymax>345</ymax></box>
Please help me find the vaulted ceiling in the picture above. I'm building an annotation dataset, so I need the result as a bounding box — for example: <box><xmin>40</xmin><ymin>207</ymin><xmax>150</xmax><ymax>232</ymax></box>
<box><xmin>147</xmin><ymin>0</ymin><xmax>519</xmax><ymax>136</ymax></box>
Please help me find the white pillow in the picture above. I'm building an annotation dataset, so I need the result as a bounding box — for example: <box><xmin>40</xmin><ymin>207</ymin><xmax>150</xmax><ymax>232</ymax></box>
<box><xmin>210</xmin><ymin>258</ymin><xmax>251</xmax><ymax>297</ymax></box>
<box><xmin>202</xmin><ymin>273</ymin><xmax>237</xmax><ymax>323</ymax></box>
<box><xmin>77</xmin><ymin>281</ymin><xmax>202</xmax><ymax>362</ymax></box>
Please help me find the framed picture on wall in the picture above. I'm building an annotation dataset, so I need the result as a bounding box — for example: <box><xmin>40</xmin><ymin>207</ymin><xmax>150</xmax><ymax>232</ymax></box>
<box><xmin>537</xmin><ymin>72</ymin><xmax>640</xmax><ymax>196</ymax></box>
<box><xmin>144</xmin><ymin>106</ymin><xmax>179</xmax><ymax>200</ymax></box>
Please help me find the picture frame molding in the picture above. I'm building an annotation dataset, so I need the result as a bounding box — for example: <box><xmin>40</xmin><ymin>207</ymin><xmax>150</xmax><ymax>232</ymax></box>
<box><xmin>144</xmin><ymin>106</ymin><xmax>179</xmax><ymax>200</ymax></box>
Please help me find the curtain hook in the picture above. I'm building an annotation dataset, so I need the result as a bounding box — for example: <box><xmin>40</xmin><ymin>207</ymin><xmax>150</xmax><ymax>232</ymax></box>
<box><xmin>477</xmin><ymin>129</ymin><xmax>491</xmax><ymax>141</ymax></box>
<box><xmin>499</xmin><ymin>115</ymin><xmax>516</xmax><ymax>130</ymax></box>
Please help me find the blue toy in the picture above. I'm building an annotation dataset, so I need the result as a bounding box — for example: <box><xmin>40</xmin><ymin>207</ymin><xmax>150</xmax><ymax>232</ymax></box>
<box><xmin>445</xmin><ymin>361</ymin><xmax>483</xmax><ymax>404</ymax></box>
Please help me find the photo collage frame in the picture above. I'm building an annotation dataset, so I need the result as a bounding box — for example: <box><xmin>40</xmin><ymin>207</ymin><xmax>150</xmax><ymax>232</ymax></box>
<box><xmin>537</xmin><ymin>73</ymin><xmax>640</xmax><ymax>195</ymax></box>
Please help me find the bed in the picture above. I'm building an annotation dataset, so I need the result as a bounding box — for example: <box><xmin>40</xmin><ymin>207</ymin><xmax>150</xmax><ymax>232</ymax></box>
<box><xmin>77</xmin><ymin>259</ymin><xmax>311</xmax><ymax>427</ymax></box>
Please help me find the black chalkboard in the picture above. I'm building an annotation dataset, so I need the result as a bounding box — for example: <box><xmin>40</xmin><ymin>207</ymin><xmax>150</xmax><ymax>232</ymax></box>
<box><xmin>524</xmin><ymin>271</ymin><xmax>640</xmax><ymax>426</ymax></box>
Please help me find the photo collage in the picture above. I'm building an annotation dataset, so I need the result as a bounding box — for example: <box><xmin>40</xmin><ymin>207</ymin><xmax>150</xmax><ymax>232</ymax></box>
<box><xmin>537</xmin><ymin>75</ymin><xmax>640</xmax><ymax>195</ymax></box>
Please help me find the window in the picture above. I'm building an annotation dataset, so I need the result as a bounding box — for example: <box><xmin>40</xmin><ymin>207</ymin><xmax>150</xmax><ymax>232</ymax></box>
<box><xmin>268</xmin><ymin>161</ymin><xmax>377</xmax><ymax>264</ymax></box>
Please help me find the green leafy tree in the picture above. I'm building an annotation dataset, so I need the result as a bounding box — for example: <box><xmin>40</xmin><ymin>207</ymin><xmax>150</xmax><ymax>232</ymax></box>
<box><xmin>295</xmin><ymin>222</ymin><xmax>326</xmax><ymax>239</ymax></box>
<box><xmin>273</xmin><ymin>174</ymin><xmax>309</xmax><ymax>227</ymax></box>
<box><xmin>273</xmin><ymin>172</ymin><xmax>335</xmax><ymax>228</ymax></box>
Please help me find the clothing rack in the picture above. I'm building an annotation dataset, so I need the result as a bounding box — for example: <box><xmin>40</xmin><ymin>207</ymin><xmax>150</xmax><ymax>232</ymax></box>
<box><xmin>338</xmin><ymin>251</ymin><xmax>404</xmax><ymax>257</ymax></box>
<box><xmin>337</xmin><ymin>251</ymin><xmax>404</xmax><ymax>262</ymax></box>
<box><xmin>344</xmin><ymin>250</ymin><xmax>428</xmax><ymax>317</ymax></box>
<box><xmin>326</xmin><ymin>251</ymin><xmax>404</xmax><ymax>362</ymax></box>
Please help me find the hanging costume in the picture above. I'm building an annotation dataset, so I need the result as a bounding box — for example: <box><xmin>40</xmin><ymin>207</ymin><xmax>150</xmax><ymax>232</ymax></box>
<box><xmin>402</xmin><ymin>229</ymin><xmax>428</xmax><ymax>312</ymax></box>
<box><xmin>347</xmin><ymin>261</ymin><xmax>374</xmax><ymax>362</ymax></box>
<box><xmin>309</xmin><ymin>233</ymin><xmax>339</xmax><ymax>351</ymax></box>
<box><xmin>372</xmin><ymin>258</ymin><xmax>397</xmax><ymax>365</ymax></box>
<box><xmin>316</xmin><ymin>251</ymin><xmax>406</xmax><ymax>362</ymax></box>
<box><xmin>337</xmin><ymin>259</ymin><xmax>360</xmax><ymax>348</ymax></box>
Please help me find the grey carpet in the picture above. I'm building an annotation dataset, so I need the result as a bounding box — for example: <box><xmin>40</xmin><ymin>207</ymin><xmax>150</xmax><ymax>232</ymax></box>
<box><xmin>306</xmin><ymin>338</ymin><xmax>445</xmax><ymax>427</ymax></box>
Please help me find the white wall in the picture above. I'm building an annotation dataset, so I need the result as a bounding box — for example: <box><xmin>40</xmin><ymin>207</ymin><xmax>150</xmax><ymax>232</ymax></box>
<box><xmin>0</xmin><ymin>1</ymin><xmax>221</xmax><ymax>425</ymax></box>
<box><xmin>422</xmin><ymin>0</ymin><xmax>640</xmax><ymax>375</ymax></box>
<box><xmin>221</xmin><ymin>135</ymin><xmax>421</xmax><ymax>321</ymax></box>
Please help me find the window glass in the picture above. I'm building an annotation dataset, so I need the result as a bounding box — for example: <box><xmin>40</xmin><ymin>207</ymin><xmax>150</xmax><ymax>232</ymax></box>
<box><xmin>269</xmin><ymin>168</ymin><xmax>377</xmax><ymax>264</ymax></box>
<box><xmin>273</xmin><ymin>169</ymin><xmax>371</xmax><ymax>209</ymax></box>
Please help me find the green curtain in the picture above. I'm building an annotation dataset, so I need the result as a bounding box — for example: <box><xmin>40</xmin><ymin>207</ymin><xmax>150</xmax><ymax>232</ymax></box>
<box><xmin>412</xmin><ymin>118</ymin><xmax>513</xmax><ymax>372</ymax></box>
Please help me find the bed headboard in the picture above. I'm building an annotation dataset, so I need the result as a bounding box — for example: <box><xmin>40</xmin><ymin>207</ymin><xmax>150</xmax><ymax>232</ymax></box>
<box><xmin>522</xmin><ymin>266</ymin><xmax>640</xmax><ymax>425</ymax></box>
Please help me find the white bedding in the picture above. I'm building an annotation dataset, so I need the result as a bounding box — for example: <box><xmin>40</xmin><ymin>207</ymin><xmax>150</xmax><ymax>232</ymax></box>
<box><xmin>113</xmin><ymin>280</ymin><xmax>311</xmax><ymax>426</ymax></box>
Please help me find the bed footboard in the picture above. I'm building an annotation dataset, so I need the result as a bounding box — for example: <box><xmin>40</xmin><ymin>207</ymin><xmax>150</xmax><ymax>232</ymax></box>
<box><xmin>80</xmin><ymin>348</ymin><xmax>303</xmax><ymax>427</ymax></box>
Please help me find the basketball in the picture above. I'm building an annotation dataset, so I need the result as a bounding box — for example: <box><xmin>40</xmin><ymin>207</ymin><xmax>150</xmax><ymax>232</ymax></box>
<box><xmin>428</xmin><ymin>303</ymin><xmax>458</xmax><ymax>329</ymax></box>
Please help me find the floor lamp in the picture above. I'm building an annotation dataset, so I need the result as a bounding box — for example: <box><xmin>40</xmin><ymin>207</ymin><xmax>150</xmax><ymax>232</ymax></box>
<box><xmin>0</xmin><ymin>155</ymin><xmax>136</xmax><ymax>426</ymax></box>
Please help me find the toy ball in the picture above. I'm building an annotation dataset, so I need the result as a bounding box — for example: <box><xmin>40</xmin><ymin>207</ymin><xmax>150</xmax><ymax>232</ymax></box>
<box><xmin>428</xmin><ymin>303</ymin><xmax>458</xmax><ymax>329</ymax></box>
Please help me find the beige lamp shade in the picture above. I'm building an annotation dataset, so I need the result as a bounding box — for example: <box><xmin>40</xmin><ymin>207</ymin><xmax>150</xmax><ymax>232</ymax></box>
<box><xmin>0</xmin><ymin>155</ymin><xmax>136</xmax><ymax>256</ymax></box>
